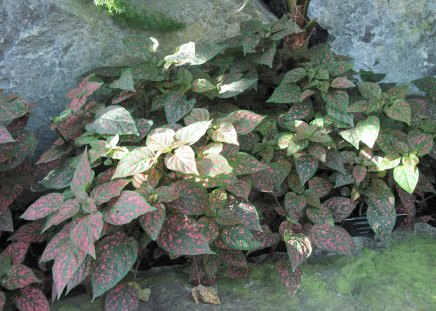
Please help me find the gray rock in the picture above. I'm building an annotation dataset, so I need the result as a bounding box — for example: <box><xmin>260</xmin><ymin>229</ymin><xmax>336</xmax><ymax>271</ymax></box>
<box><xmin>308</xmin><ymin>0</ymin><xmax>435</xmax><ymax>84</ymax></box>
<box><xmin>0</xmin><ymin>0</ymin><xmax>275</xmax><ymax>153</ymax></box>
<box><xmin>53</xmin><ymin>231</ymin><xmax>435</xmax><ymax>311</ymax></box>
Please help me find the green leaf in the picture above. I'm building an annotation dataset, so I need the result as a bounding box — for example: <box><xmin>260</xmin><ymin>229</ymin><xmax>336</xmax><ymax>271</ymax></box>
<box><xmin>113</xmin><ymin>147</ymin><xmax>155</xmax><ymax>179</ymax></box>
<box><xmin>277</xmin><ymin>134</ymin><xmax>309</xmax><ymax>156</ymax></box>
<box><xmin>110</xmin><ymin>68</ymin><xmax>135</xmax><ymax>91</ymax></box>
<box><xmin>357</xmin><ymin>82</ymin><xmax>382</xmax><ymax>100</ymax></box>
<box><xmin>85</xmin><ymin>105</ymin><xmax>138</xmax><ymax>136</ymax></box>
<box><xmin>384</xmin><ymin>100</ymin><xmax>411</xmax><ymax>125</ymax></box>
<box><xmin>284</xmin><ymin>231</ymin><xmax>312</xmax><ymax>272</ymax></box>
<box><xmin>340</xmin><ymin>116</ymin><xmax>380</xmax><ymax>149</ymax></box>
<box><xmin>309</xmin><ymin>224</ymin><xmax>354</xmax><ymax>255</ymax></box>
<box><xmin>221</xmin><ymin>226</ymin><xmax>261</xmax><ymax>251</ymax></box>
<box><xmin>266</xmin><ymin>84</ymin><xmax>301</xmax><ymax>104</ymax></box>
<box><xmin>92</xmin><ymin>232</ymin><xmax>138</xmax><ymax>299</ymax></box>
<box><xmin>270</xmin><ymin>16</ymin><xmax>302</xmax><ymax>40</ymax></box>
<box><xmin>227</xmin><ymin>152</ymin><xmax>269</xmax><ymax>175</ymax></box>
<box><xmin>393</xmin><ymin>154</ymin><xmax>419</xmax><ymax>194</ymax></box>
<box><xmin>104</xmin><ymin>191</ymin><xmax>155</xmax><ymax>225</ymax></box>
<box><xmin>359</xmin><ymin>70</ymin><xmax>386</xmax><ymax>83</ymax></box>
<box><xmin>174</xmin><ymin>121</ymin><xmax>212</xmax><ymax>145</ymax></box>
<box><xmin>157</xmin><ymin>213</ymin><xmax>212</xmax><ymax>256</ymax></box>
<box><xmin>412</xmin><ymin>77</ymin><xmax>436</xmax><ymax>102</ymax></box>
<box><xmin>210</xmin><ymin>122</ymin><xmax>239</xmax><ymax>145</ymax></box>
<box><xmin>71</xmin><ymin>149</ymin><xmax>94</xmax><ymax>198</ymax></box>
<box><xmin>367</xmin><ymin>204</ymin><xmax>396</xmax><ymax>241</ymax></box>
<box><xmin>165</xmin><ymin>145</ymin><xmax>199</xmax><ymax>175</ymax></box>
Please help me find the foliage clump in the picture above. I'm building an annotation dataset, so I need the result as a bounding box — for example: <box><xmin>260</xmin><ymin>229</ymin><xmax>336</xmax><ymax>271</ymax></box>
<box><xmin>0</xmin><ymin>14</ymin><xmax>435</xmax><ymax>310</ymax></box>
<box><xmin>93</xmin><ymin>0</ymin><xmax>185</xmax><ymax>32</ymax></box>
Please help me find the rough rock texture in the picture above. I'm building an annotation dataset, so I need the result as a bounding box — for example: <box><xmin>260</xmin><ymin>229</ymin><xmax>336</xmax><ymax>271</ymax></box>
<box><xmin>308</xmin><ymin>0</ymin><xmax>435</xmax><ymax>84</ymax></box>
<box><xmin>53</xmin><ymin>225</ymin><xmax>436</xmax><ymax>311</ymax></box>
<box><xmin>0</xmin><ymin>0</ymin><xmax>275</xmax><ymax>153</ymax></box>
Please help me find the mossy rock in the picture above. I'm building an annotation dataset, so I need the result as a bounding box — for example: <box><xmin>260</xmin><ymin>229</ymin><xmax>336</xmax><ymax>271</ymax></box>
<box><xmin>53</xmin><ymin>232</ymin><xmax>436</xmax><ymax>311</ymax></box>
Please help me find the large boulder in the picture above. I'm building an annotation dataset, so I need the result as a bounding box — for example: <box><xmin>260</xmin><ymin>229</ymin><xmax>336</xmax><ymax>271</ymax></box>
<box><xmin>308</xmin><ymin>0</ymin><xmax>435</xmax><ymax>84</ymax></box>
<box><xmin>0</xmin><ymin>0</ymin><xmax>275</xmax><ymax>153</ymax></box>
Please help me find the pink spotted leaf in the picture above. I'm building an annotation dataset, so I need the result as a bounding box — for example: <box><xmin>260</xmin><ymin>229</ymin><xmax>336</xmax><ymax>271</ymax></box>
<box><xmin>6</xmin><ymin>242</ymin><xmax>30</xmax><ymax>264</ymax></box>
<box><xmin>156</xmin><ymin>213</ymin><xmax>212</xmax><ymax>256</ymax></box>
<box><xmin>227</xmin><ymin>196</ymin><xmax>261</xmax><ymax>231</ymax></box>
<box><xmin>40</xmin><ymin>224</ymin><xmax>71</xmax><ymax>262</ymax></box>
<box><xmin>90</xmin><ymin>179</ymin><xmax>130</xmax><ymax>205</ymax></box>
<box><xmin>8</xmin><ymin>221</ymin><xmax>46</xmax><ymax>243</ymax></box>
<box><xmin>70</xmin><ymin>212</ymin><xmax>103</xmax><ymax>258</ymax></box>
<box><xmin>210</xmin><ymin>122</ymin><xmax>239</xmax><ymax>145</ymax></box>
<box><xmin>364</xmin><ymin>178</ymin><xmax>395</xmax><ymax>216</ymax></box>
<box><xmin>42</xmin><ymin>198</ymin><xmax>81</xmax><ymax>232</ymax></box>
<box><xmin>20</xmin><ymin>193</ymin><xmax>63</xmax><ymax>220</ymax></box>
<box><xmin>225</xmin><ymin>110</ymin><xmax>265</xmax><ymax>135</ymax></box>
<box><xmin>70</xmin><ymin>149</ymin><xmax>94</xmax><ymax>198</ymax></box>
<box><xmin>367</xmin><ymin>204</ymin><xmax>396</xmax><ymax>241</ymax></box>
<box><xmin>221</xmin><ymin>225</ymin><xmax>261</xmax><ymax>251</ymax></box>
<box><xmin>284</xmin><ymin>192</ymin><xmax>307</xmax><ymax>220</ymax></box>
<box><xmin>66</xmin><ymin>255</ymin><xmax>92</xmax><ymax>294</ymax></box>
<box><xmin>15</xmin><ymin>286</ymin><xmax>50</xmax><ymax>311</ymax></box>
<box><xmin>275</xmin><ymin>261</ymin><xmax>302</xmax><ymax>296</ymax></box>
<box><xmin>227</xmin><ymin>152</ymin><xmax>269</xmax><ymax>176</ymax></box>
<box><xmin>0</xmin><ymin>126</ymin><xmax>14</xmax><ymax>144</ymax></box>
<box><xmin>295</xmin><ymin>155</ymin><xmax>319</xmax><ymax>185</ymax></box>
<box><xmin>324</xmin><ymin>197</ymin><xmax>358</xmax><ymax>222</ymax></box>
<box><xmin>91</xmin><ymin>232</ymin><xmax>138</xmax><ymax>299</ymax></box>
<box><xmin>139</xmin><ymin>202</ymin><xmax>166</xmax><ymax>240</ymax></box>
<box><xmin>112</xmin><ymin>147</ymin><xmax>155</xmax><ymax>179</ymax></box>
<box><xmin>170</xmin><ymin>181</ymin><xmax>208</xmax><ymax>215</ymax></box>
<box><xmin>104</xmin><ymin>191</ymin><xmax>155</xmax><ymax>225</ymax></box>
<box><xmin>226</xmin><ymin>176</ymin><xmax>252</xmax><ymax>200</ymax></box>
<box><xmin>1</xmin><ymin>264</ymin><xmax>40</xmax><ymax>290</ymax></box>
<box><xmin>53</xmin><ymin>242</ymin><xmax>86</xmax><ymax>298</ymax></box>
<box><xmin>309</xmin><ymin>224</ymin><xmax>354</xmax><ymax>255</ymax></box>
<box><xmin>308</xmin><ymin>177</ymin><xmax>333</xmax><ymax>198</ymax></box>
<box><xmin>104</xmin><ymin>283</ymin><xmax>139</xmax><ymax>311</ymax></box>
<box><xmin>284</xmin><ymin>231</ymin><xmax>312</xmax><ymax>271</ymax></box>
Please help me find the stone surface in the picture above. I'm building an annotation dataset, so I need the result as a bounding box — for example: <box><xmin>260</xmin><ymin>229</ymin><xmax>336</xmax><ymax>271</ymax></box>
<box><xmin>308</xmin><ymin>0</ymin><xmax>435</xmax><ymax>84</ymax></box>
<box><xmin>0</xmin><ymin>0</ymin><xmax>275</xmax><ymax>153</ymax></box>
<box><xmin>53</xmin><ymin>225</ymin><xmax>436</xmax><ymax>311</ymax></box>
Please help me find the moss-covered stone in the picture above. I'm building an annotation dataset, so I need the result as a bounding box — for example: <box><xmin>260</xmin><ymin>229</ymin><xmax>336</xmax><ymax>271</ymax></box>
<box><xmin>53</xmin><ymin>234</ymin><xmax>436</xmax><ymax>311</ymax></box>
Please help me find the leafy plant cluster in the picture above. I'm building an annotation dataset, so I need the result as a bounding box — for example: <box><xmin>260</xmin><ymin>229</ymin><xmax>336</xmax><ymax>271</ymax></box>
<box><xmin>92</xmin><ymin>0</ymin><xmax>185</xmax><ymax>32</ymax></box>
<box><xmin>0</xmin><ymin>15</ymin><xmax>435</xmax><ymax>310</ymax></box>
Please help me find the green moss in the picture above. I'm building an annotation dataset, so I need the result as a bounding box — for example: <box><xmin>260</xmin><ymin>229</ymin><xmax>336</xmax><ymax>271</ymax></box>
<box><xmin>92</xmin><ymin>0</ymin><xmax>185</xmax><ymax>32</ymax></box>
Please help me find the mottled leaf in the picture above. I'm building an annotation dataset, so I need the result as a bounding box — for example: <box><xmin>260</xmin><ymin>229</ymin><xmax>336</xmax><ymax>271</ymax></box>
<box><xmin>227</xmin><ymin>152</ymin><xmax>268</xmax><ymax>175</ymax></box>
<box><xmin>85</xmin><ymin>105</ymin><xmax>138</xmax><ymax>136</ymax></box>
<box><xmin>226</xmin><ymin>176</ymin><xmax>252</xmax><ymax>200</ymax></box>
<box><xmin>66</xmin><ymin>255</ymin><xmax>92</xmax><ymax>294</ymax></box>
<box><xmin>227</xmin><ymin>197</ymin><xmax>261</xmax><ymax>231</ymax></box>
<box><xmin>331</xmin><ymin>77</ymin><xmax>355</xmax><ymax>88</ymax></box>
<box><xmin>91</xmin><ymin>179</ymin><xmax>130</xmax><ymax>205</ymax></box>
<box><xmin>165</xmin><ymin>145</ymin><xmax>199</xmax><ymax>175</ymax></box>
<box><xmin>15</xmin><ymin>286</ymin><xmax>50</xmax><ymax>311</ymax></box>
<box><xmin>364</xmin><ymin>178</ymin><xmax>395</xmax><ymax>216</ymax></box>
<box><xmin>163</xmin><ymin>91</ymin><xmax>196</xmax><ymax>123</ymax></box>
<box><xmin>324</xmin><ymin>150</ymin><xmax>345</xmax><ymax>174</ymax></box>
<box><xmin>225</xmin><ymin>110</ymin><xmax>265</xmax><ymax>135</ymax></box>
<box><xmin>275</xmin><ymin>261</ymin><xmax>302</xmax><ymax>296</ymax></box>
<box><xmin>284</xmin><ymin>231</ymin><xmax>312</xmax><ymax>271</ymax></box>
<box><xmin>266</xmin><ymin>84</ymin><xmax>301</xmax><ymax>104</ymax></box>
<box><xmin>139</xmin><ymin>202</ymin><xmax>166</xmax><ymax>240</ymax></box>
<box><xmin>175</xmin><ymin>121</ymin><xmax>212</xmax><ymax>145</ymax></box>
<box><xmin>0</xmin><ymin>126</ymin><xmax>14</xmax><ymax>144</ymax></box>
<box><xmin>110</xmin><ymin>68</ymin><xmax>135</xmax><ymax>92</ymax></box>
<box><xmin>308</xmin><ymin>177</ymin><xmax>333</xmax><ymax>198</ymax></box>
<box><xmin>92</xmin><ymin>232</ymin><xmax>138</xmax><ymax>299</ymax></box>
<box><xmin>384</xmin><ymin>100</ymin><xmax>411</xmax><ymax>125</ymax></box>
<box><xmin>221</xmin><ymin>225</ymin><xmax>261</xmax><ymax>251</ymax></box>
<box><xmin>324</xmin><ymin>197</ymin><xmax>357</xmax><ymax>222</ymax></box>
<box><xmin>367</xmin><ymin>204</ymin><xmax>396</xmax><ymax>241</ymax></box>
<box><xmin>295</xmin><ymin>155</ymin><xmax>319</xmax><ymax>185</ymax></box>
<box><xmin>104</xmin><ymin>191</ymin><xmax>155</xmax><ymax>225</ymax></box>
<box><xmin>157</xmin><ymin>213</ymin><xmax>212</xmax><ymax>256</ymax></box>
<box><xmin>70</xmin><ymin>212</ymin><xmax>103</xmax><ymax>258</ymax></box>
<box><xmin>171</xmin><ymin>181</ymin><xmax>208</xmax><ymax>215</ymax></box>
<box><xmin>71</xmin><ymin>149</ymin><xmax>94</xmax><ymax>197</ymax></box>
<box><xmin>309</xmin><ymin>224</ymin><xmax>354</xmax><ymax>255</ymax></box>
<box><xmin>113</xmin><ymin>147</ymin><xmax>155</xmax><ymax>179</ymax></box>
<box><xmin>284</xmin><ymin>192</ymin><xmax>306</xmax><ymax>220</ymax></box>
<box><xmin>104</xmin><ymin>283</ymin><xmax>139</xmax><ymax>311</ymax></box>
<box><xmin>210</xmin><ymin>122</ymin><xmax>239</xmax><ymax>145</ymax></box>
<box><xmin>1</xmin><ymin>264</ymin><xmax>40</xmax><ymax>290</ymax></box>
<box><xmin>6</xmin><ymin>242</ymin><xmax>30</xmax><ymax>265</ymax></box>
<box><xmin>21</xmin><ymin>193</ymin><xmax>63</xmax><ymax>220</ymax></box>
<box><xmin>407</xmin><ymin>130</ymin><xmax>433</xmax><ymax>156</ymax></box>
